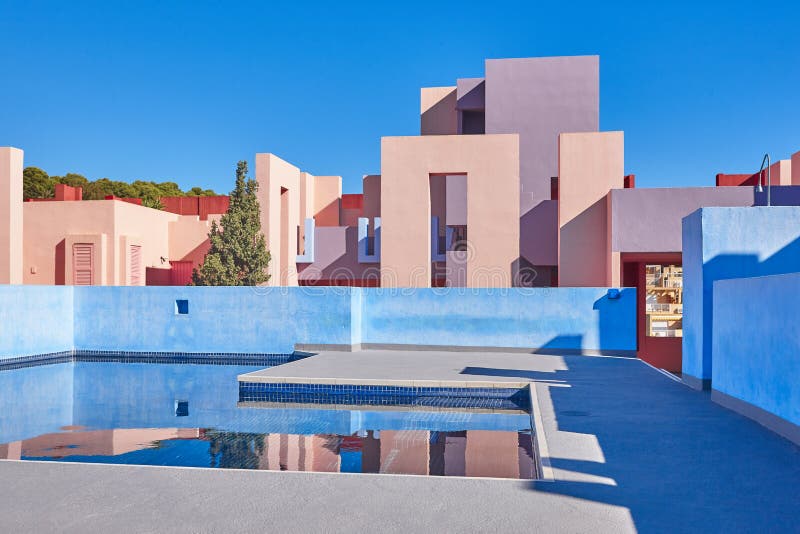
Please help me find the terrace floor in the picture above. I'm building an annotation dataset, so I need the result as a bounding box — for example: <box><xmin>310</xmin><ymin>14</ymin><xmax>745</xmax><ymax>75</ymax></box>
<box><xmin>2</xmin><ymin>349</ymin><xmax>799</xmax><ymax>533</ymax></box>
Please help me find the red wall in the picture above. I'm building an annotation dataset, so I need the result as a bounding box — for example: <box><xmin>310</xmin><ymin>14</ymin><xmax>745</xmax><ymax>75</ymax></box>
<box><xmin>161</xmin><ymin>196</ymin><xmax>229</xmax><ymax>220</ymax></box>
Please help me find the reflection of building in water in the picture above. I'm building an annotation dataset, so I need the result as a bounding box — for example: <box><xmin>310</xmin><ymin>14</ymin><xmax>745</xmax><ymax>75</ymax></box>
<box><xmin>256</xmin><ymin>429</ymin><xmax>535</xmax><ymax>479</ymax></box>
<box><xmin>0</xmin><ymin>427</ymin><xmax>536</xmax><ymax>479</ymax></box>
<box><xmin>0</xmin><ymin>428</ymin><xmax>200</xmax><ymax>459</ymax></box>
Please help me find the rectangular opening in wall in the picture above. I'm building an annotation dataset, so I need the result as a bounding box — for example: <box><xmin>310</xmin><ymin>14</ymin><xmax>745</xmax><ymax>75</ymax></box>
<box><xmin>645</xmin><ymin>264</ymin><xmax>682</xmax><ymax>337</ymax></box>
<box><xmin>175</xmin><ymin>299</ymin><xmax>189</xmax><ymax>315</ymax></box>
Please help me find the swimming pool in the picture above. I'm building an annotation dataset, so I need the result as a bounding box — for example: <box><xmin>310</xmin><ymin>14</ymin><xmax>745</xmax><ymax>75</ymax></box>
<box><xmin>0</xmin><ymin>358</ymin><xmax>538</xmax><ymax>479</ymax></box>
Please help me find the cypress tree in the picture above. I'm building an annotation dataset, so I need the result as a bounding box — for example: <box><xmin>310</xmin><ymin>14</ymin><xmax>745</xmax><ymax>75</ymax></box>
<box><xmin>191</xmin><ymin>161</ymin><xmax>270</xmax><ymax>286</ymax></box>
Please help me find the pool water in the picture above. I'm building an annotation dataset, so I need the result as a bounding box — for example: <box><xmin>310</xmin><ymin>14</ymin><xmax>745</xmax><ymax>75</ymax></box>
<box><xmin>0</xmin><ymin>361</ymin><xmax>538</xmax><ymax>479</ymax></box>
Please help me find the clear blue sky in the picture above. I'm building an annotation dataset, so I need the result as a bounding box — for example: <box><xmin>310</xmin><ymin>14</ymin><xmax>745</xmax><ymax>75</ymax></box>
<box><xmin>1</xmin><ymin>1</ymin><xmax>798</xmax><ymax>194</ymax></box>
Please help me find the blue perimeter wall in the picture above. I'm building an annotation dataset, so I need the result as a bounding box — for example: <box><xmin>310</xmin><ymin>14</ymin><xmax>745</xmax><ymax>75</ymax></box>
<box><xmin>682</xmin><ymin>207</ymin><xmax>800</xmax><ymax>385</ymax></box>
<box><xmin>0</xmin><ymin>285</ymin><xmax>636</xmax><ymax>358</ymax></box>
<box><xmin>361</xmin><ymin>287</ymin><xmax>636</xmax><ymax>351</ymax></box>
<box><xmin>0</xmin><ymin>285</ymin><xmax>74</xmax><ymax>358</ymax></box>
<box><xmin>713</xmin><ymin>273</ymin><xmax>800</xmax><ymax>428</ymax></box>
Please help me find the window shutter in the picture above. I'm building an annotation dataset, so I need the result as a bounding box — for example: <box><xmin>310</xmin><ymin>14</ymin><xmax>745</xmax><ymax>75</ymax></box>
<box><xmin>72</xmin><ymin>243</ymin><xmax>94</xmax><ymax>285</ymax></box>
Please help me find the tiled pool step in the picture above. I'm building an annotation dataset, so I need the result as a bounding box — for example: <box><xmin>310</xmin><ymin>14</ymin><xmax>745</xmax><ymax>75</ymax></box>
<box><xmin>237</xmin><ymin>381</ymin><xmax>531</xmax><ymax>412</ymax></box>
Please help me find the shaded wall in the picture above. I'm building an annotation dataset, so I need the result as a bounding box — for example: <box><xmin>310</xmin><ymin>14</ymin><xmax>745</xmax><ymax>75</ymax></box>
<box><xmin>485</xmin><ymin>56</ymin><xmax>599</xmax><ymax>267</ymax></box>
<box><xmin>712</xmin><ymin>273</ymin><xmax>800</xmax><ymax>441</ymax></box>
<box><xmin>611</xmin><ymin>187</ymin><xmax>754</xmax><ymax>253</ymax></box>
<box><xmin>420</xmin><ymin>86</ymin><xmax>457</xmax><ymax>135</ymax></box>
<box><xmin>0</xmin><ymin>285</ymin><xmax>74</xmax><ymax>359</ymax></box>
<box><xmin>682</xmin><ymin>207</ymin><xmax>800</xmax><ymax>388</ymax></box>
<box><xmin>558</xmin><ymin>131</ymin><xmax>624</xmax><ymax>287</ymax></box>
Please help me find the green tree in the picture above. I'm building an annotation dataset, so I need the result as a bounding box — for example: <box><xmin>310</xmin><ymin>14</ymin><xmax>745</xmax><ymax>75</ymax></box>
<box><xmin>191</xmin><ymin>161</ymin><xmax>270</xmax><ymax>286</ymax></box>
<box><xmin>53</xmin><ymin>173</ymin><xmax>89</xmax><ymax>188</ymax></box>
<box><xmin>22</xmin><ymin>167</ymin><xmax>55</xmax><ymax>199</ymax></box>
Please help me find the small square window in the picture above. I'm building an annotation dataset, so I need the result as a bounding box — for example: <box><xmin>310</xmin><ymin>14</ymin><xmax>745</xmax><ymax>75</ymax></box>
<box><xmin>175</xmin><ymin>400</ymin><xmax>189</xmax><ymax>417</ymax></box>
<box><xmin>175</xmin><ymin>299</ymin><xmax>189</xmax><ymax>315</ymax></box>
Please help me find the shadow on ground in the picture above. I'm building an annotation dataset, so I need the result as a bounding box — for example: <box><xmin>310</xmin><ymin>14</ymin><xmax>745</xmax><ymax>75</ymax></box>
<box><xmin>463</xmin><ymin>355</ymin><xmax>800</xmax><ymax>532</ymax></box>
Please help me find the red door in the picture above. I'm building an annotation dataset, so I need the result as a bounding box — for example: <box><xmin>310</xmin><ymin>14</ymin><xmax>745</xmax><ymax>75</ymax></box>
<box><xmin>622</xmin><ymin>254</ymin><xmax>683</xmax><ymax>373</ymax></box>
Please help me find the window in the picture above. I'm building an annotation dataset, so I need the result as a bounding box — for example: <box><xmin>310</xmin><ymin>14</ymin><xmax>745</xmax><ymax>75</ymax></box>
<box><xmin>175</xmin><ymin>299</ymin><xmax>189</xmax><ymax>315</ymax></box>
<box><xmin>645</xmin><ymin>264</ymin><xmax>682</xmax><ymax>337</ymax></box>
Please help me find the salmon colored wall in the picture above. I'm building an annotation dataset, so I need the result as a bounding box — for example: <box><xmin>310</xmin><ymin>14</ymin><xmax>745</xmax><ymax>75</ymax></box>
<box><xmin>420</xmin><ymin>86</ymin><xmax>458</xmax><ymax>135</ymax></box>
<box><xmin>793</xmin><ymin>151</ymin><xmax>800</xmax><ymax>185</ymax></box>
<box><xmin>313</xmin><ymin>175</ymin><xmax>342</xmax><ymax>227</ymax></box>
<box><xmin>464</xmin><ymin>430</ymin><xmax>520</xmax><ymax>479</ymax></box>
<box><xmin>298</xmin><ymin>172</ymin><xmax>315</xmax><ymax>253</ymax></box>
<box><xmin>379</xmin><ymin>430</ymin><xmax>429</xmax><ymax>475</ymax></box>
<box><xmin>24</xmin><ymin>201</ymin><xmax>115</xmax><ymax>284</ymax></box>
<box><xmin>23</xmin><ymin>200</ymin><xmax>180</xmax><ymax>285</ymax></box>
<box><xmin>381</xmin><ymin>134</ymin><xmax>519</xmax><ymax>287</ymax></box>
<box><xmin>112</xmin><ymin>201</ymin><xmax>178</xmax><ymax>285</ymax></box>
<box><xmin>558</xmin><ymin>131</ymin><xmax>624</xmax><ymax>287</ymax></box>
<box><xmin>256</xmin><ymin>153</ymin><xmax>300</xmax><ymax>286</ymax></box>
<box><xmin>0</xmin><ymin>147</ymin><xmax>23</xmax><ymax>284</ymax></box>
<box><xmin>168</xmin><ymin>214</ymin><xmax>218</xmax><ymax>274</ymax></box>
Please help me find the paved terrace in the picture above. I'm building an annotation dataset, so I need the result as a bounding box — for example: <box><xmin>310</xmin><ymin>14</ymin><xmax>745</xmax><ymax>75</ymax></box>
<box><xmin>2</xmin><ymin>350</ymin><xmax>799</xmax><ymax>533</ymax></box>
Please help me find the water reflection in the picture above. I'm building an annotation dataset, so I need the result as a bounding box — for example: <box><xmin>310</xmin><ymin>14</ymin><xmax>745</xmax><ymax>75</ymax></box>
<box><xmin>1</xmin><ymin>427</ymin><xmax>536</xmax><ymax>479</ymax></box>
<box><xmin>0</xmin><ymin>362</ymin><xmax>537</xmax><ymax>479</ymax></box>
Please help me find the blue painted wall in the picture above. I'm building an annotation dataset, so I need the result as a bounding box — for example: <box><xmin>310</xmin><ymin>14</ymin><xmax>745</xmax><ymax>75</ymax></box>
<box><xmin>0</xmin><ymin>284</ymin><xmax>636</xmax><ymax>356</ymax></box>
<box><xmin>682</xmin><ymin>207</ymin><xmax>800</xmax><ymax>384</ymax></box>
<box><xmin>361</xmin><ymin>287</ymin><xmax>637</xmax><ymax>351</ymax></box>
<box><xmin>73</xmin><ymin>286</ymin><xmax>357</xmax><ymax>354</ymax></box>
<box><xmin>713</xmin><ymin>273</ymin><xmax>800</xmax><ymax>427</ymax></box>
<box><xmin>0</xmin><ymin>285</ymin><xmax>74</xmax><ymax>359</ymax></box>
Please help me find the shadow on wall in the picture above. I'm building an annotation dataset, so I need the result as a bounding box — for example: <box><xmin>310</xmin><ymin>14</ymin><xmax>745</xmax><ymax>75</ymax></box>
<box><xmin>54</xmin><ymin>239</ymin><xmax>65</xmax><ymax>285</ymax></box>
<box><xmin>595</xmin><ymin>289</ymin><xmax>636</xmax><ymax>357</ymax></box>
<box><xmin>691</xmin><ymin>233</ymin><xmax>800</xmax><ymax>380</ymax></box>
<box><xmin>298</xmin><ymin>226</ymin><xmax>380</xmax><ymax>286</ymax></box>
<box><xmin>464</xmin><ymin>355</ymin><xmax>800</xmax><ymax>531</ymax></box>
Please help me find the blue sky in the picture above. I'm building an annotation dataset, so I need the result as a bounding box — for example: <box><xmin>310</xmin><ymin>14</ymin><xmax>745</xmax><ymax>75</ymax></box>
<box><xmin>1</xmin><ymin>1</ymin><xmax>798</xmax><ymax>194</ymax></box>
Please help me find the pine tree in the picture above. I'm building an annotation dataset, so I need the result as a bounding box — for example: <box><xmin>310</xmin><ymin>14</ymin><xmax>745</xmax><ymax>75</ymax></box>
<box><xmin>191</xmin><ymin>161</ymin><xmax>270</xmax><ymax>286</ymax></box>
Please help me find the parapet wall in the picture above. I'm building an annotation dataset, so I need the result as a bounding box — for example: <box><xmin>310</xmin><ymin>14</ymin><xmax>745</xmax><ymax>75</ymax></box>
<box><xmin>712</xmin><ymin>273</ymin><xmax>800</xmax><ymax>444</ymax></box>
<box><xmin>0</xmin><ymin>285</ymin><xmax>637</xmax><ymax>359</ymax></box>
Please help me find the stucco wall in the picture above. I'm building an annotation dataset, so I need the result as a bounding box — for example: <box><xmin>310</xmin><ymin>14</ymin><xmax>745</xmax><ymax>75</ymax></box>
<box><xmin>2</xmin><ymin>284</ymin><xmax>636</xmax><ymax>357</ymax></box>
<box><xmin>297</xmin><ymin>226</ymin><xmax>379</xmax><ymax>285</ymax></box>
<box><xmin>420</xmin><ymin>86</ymin><xmax>457</xmax><ymax>135</ymax></box>
<box><xmin>485</xmin><ymin>56</ymin><xmax>599</xmax><ymax>267</ymax></box>
<box><xmin>0</xmin><ymin>285</ymin><xmax>74</xmax><ymax>359</ymax></box>
<box><xmin>380</xmin><ymin>134</ymin><xmax>519</xmax><ymax>287</ymax></box>
<box><xmin>23</xmin><ymin>200</ymin><xmax>180</xmax><ymax>285</ymax></box>
<box><xmin>682</xmin><ymin>207</ymin><xmax>800</xmax><ymax>387</ymax></box>
<box><xmin>256</xmin><ymin>153</ymin><xmax>301</xmax><ymax>286</ymax></box>
<box><xmin>73</xmin><ymin>286</ymin><xmax>357</xmax><ymax>354</ymax></box>
<box><xmin>360</xmin><ymin>287</ymin><xmax>636</xmax><ymax>352</ymax></box>
<box><xmin>0</xmin><ymin>147</ymin><xmax>23</xmax><ymax>284</ymax></box>
<box><xmin>558</xmin><ymin>131</ymin><xmax>624</xmax><ymax>287</ymax></box>
<box><xmin>712</xmin><ymin>273</ymin><xmax>800</xmax><ymax>430</ymax></box>
<box><xmin>610</xmin><ymin>187</ymin><xmax>754</xmax><ymax>253</ymax></box>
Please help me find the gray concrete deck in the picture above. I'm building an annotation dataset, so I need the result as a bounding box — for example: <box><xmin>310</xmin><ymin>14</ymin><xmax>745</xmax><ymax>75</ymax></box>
<box><xmin>2</xmin><ymin>350</ymin><xmax>800</xmax><ymax>533</ymax></box>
